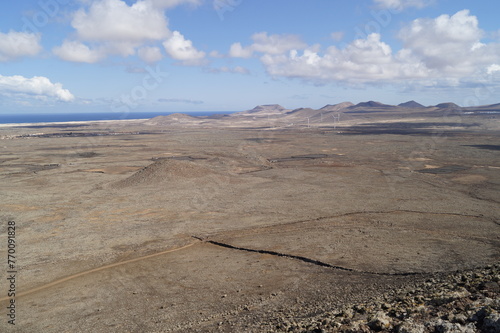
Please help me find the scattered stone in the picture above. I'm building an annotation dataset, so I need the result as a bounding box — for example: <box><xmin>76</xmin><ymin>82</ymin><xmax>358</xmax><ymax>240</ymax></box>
<box><xmin>266</xmin><ymin>264</ymin><xmax>499</xmax><ymax>333</ymax></box>
<box><xmin>432</xmin><ymin>319</ymin><xmax>475</xmax><ymax>333</ymax></box>
<box><xmin>396</xmin><ymin>319</ymin><xmax>425</xmax><ymax>333</ymax></box>
<box><xmin>368</xmin><ymin>311</ymin><xmax>391</xmax><ymax>331</ymax></box>
<box><xmin>482</xmin><ymin>313</ymin><xmax>500</xmax><ymax>332</ymax></box>
<box><xmin>480</xmin><ymin>281</ymin><xmax>500</xmax><ymax>292</ymax></box>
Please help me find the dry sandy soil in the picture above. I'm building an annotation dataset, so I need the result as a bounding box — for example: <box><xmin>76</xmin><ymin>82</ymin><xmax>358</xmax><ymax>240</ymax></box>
<box><xmin>0</xmin><ymin>110</ymin><xmax>498</xmax><ymax>332</ymax></box>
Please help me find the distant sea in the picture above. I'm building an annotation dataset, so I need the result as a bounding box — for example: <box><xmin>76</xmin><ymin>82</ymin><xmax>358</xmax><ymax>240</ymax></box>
<box><xmin>0</xmin><ymin>111</ymin><xmax>235</xmax><ymax>124</ymax></box>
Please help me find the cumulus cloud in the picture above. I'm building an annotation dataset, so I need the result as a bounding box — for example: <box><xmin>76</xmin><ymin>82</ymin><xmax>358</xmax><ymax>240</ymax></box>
<box><xmin>0</xmin><ymin>75</ymin><xmax>75</xmax><ymax>102</ymax></box>
<box><xmin>53</xmin><ymin>0</ymin><xmax>208</xmax><ymax>66</ymax></box>
<box><xmin>262</xmin><ymin>33</ymin><xmax>400</xmax><ymax>83</ymax></box>
<box><xmin>374</xmin><ymin>0</ymin><xmax>434</xmax><ymax>10</ymax></box>
<box><xmin>487</xmin><ymin>64</ymin><xmax>500</xmax><ymax>74</ymax></box>
<box><xmin>259</xmin><ymin>10</ymin><xmax>500</xmax><ymax>87</ymax></box>
<box><xmin>54</xmin><ymin>0</ymin><xmax>170</xmax><ymax>62</ymax></box>
<box><xmin>398</xmin><ymin>10</ymin><xmax>496</xmax><ymax>74</ymax></box>
<box><xmin>229</xmin><ymin>32</ymin><xmax>307</xmax><ymax>58</ymax></box>
<box><xmin>229</xmin><ymin>42</ymin><xmax>253</xmax><ymax>58</ymax></box>
<box><xmin>251</xmin><ymin>32</ymin><xmax>307</xmax><ymax>54</ymax></box>
<box><xmin>162</xmin><ymin>31</ymin><xmax>206</xmax><ymax>65</ymax></box>
<box><xmin>138</xmin><ymin>46</ymin><xmax>163</xmax><ymax>63</ymax></box>
<box><xmin>72</xmin><ymin>0</ymin><xmax>169</xmax><ymax>42</ymax></box>
<box><xmin>53</xmin><ymin>40</ymin><xmax>104</xmax><ymax>63</ymax></box>
<box><xmin>0</xmin><ymin>31</ymin><xmax>42</xmax><ymax>62</ymax></box>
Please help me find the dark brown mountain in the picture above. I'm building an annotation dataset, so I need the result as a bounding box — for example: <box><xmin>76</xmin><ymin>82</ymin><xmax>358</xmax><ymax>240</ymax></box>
<box><xmin>398</xmin><ymin>100</ymin><xmax>425</xmax><ymax>108</ymax></box>
<box><xmin>435</xmin><ymin>102</ymin><xmax>461</xmax><ymax>109</ymax></box>
<box><xmin>349</xmin><ymin>101</ymin><xmax>396</xmax><ymax>108</ymax></box>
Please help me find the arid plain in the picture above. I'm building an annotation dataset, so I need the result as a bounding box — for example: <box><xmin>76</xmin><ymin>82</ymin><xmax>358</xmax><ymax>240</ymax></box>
<box><xmin>0</xmin><ymin>102</ymin><xmax>499</xmax><ymax>332</ymax></box>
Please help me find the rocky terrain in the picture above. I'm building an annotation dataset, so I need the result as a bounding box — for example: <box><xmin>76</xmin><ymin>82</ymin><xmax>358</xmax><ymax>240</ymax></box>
<box><xmin>0</xmin><ymin>101</ymin><xmax>498</xmax><ymax>332</ymax></box>
<box><xmin>270</xmin><ymin>264</ymin><xmax>500</xmax><ymax>333</ymax></box>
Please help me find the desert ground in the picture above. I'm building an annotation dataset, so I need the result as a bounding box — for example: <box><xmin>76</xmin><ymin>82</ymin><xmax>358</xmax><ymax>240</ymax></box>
<box><xmin>0</xmin><ymin>103</ymin><xmax>499</xmax><ymax>332</ymax></box>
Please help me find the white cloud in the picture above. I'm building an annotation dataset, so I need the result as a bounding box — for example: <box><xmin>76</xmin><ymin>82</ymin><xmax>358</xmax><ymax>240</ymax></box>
<box><xmin>262</xmin><ymin>33</ymin><xmax>400</xmax><ymax>83</ymax></box>
<box><xmin>138</xmin><ymin>46</ymin><xmax>163</xmax><ymax>63</ymax></box>
<box><xmin>72</xmin><ymin>0</ymin><xmax>169</xmax><ymax>42</ymax></box>
<box><xmin>0</xmin><ymin>31</ymin><xmax>42</xmax><ymax>62</ymax></box>
<box><xmin>55</xmin><ymin>0</ymin><xmax>170</xmax><ymax>62</ymax></box>
<box><xmin>0</xmin><ymin>75</ymin><xmax>74</xmax><ymax>102</ymax></box>
<box><xmin>398</xmin><ymin>10</ymin><xmax>498</xmax><ymax>74</ymax></box>
<box><xmin>374</xmin><ymin>0</ymin><xmax>433</xmax><ymax>10</ymax></box>
<box><xmin>162</xmin><ymin>31</ymin><xmax>206</xmax><ymax>65</ymax></box>
<box><xmin>487</xmin><ymin>64</ymin><xmax>500</xmax><ymax>74</ymax></box>
<box><xmin>53</xmin><ymin>40</ymin><xmax>104</xmax><ymax>63</ymax></box>
<box><xmin>259</xmin><ymin>10</ymin><xmax>500</xmax><ymax>87</ymax></box>
<box><xmin>229</xmin><ymin>42</ymin><xmax>253</xmax><ymax>58</ymax></box>
<box><xmin>229</xmin><ymin>32</ymin><xmax>307</xmax><ymax>58</ymax></box>
<box><xmin>251</xmin><ymin>32</ymin><xmax>307</xmax><ymax>55</ymax></box>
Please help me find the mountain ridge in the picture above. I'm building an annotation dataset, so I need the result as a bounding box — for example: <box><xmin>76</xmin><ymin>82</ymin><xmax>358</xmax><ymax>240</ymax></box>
<box><xmin>399</xmin><ymin>100</ymin><xmax>425</xmax><ymax>108</ymax></box>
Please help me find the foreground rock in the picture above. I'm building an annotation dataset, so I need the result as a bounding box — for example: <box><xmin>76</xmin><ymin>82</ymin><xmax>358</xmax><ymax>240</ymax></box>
<box><xmin>270</xmin><ymin>264</ymin><xmax>499</xmax><ymax>332</ymax></box>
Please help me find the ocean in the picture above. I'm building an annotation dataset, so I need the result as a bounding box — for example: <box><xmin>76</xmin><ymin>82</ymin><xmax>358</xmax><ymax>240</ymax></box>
<box><xmin>0</xmin><ymin>111</ymin><xmax>235</xmax><ymax>124</ymax></box>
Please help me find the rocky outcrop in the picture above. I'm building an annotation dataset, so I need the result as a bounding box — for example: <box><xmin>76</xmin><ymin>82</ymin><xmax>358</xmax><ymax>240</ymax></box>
<box><xmin>270</xmin><ymin>264</ymin><xmax>500</xmax><ymax>332</ymax></box>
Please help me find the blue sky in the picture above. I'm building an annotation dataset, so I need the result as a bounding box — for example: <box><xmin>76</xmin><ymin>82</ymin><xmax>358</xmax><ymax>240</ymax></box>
<box><xmin>0</xmin><ymin>0</ymin><xmax>499</xmax><ymax>113</ymax></box>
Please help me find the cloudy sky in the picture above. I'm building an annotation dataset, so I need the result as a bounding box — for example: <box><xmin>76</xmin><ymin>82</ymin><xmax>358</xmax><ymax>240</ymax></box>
<box><xmin>1</xmin><ymin>0</ymin><xmax>500</xmax><ymax>113</ymax></box>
